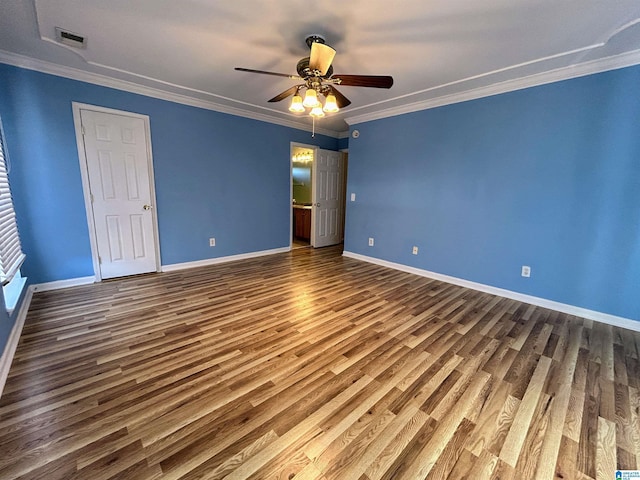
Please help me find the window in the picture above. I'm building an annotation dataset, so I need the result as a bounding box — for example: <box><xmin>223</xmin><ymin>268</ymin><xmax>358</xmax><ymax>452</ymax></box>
<box><xmin>0</xmin><ymin>116</ymin><xmax>26</xmax><ymax>312</ymax></box>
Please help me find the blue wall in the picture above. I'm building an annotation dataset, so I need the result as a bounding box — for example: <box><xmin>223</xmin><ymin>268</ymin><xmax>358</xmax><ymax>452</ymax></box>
<box><xmin>345</xmin><ymin>65</ymin><xmax>640</xmax><ymax>321</ymax></box>
<box><xmin>1</xmin><ymin>59</ymin><xmax>639</xmax><ymax>336</ymax></box>
<box><xmin>0</xmin><ymin>63</ymin><xmax>337</xmax><ymax>286</ymax></box>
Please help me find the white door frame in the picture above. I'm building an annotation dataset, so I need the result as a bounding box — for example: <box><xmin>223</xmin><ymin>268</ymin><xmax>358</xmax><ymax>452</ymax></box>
<box><xmin>72</xmin><ymin>102</ymin><xmax>161</xmax><ymax>281</ymax></box>
<box><xmin>290</xmin><ymin>142</ymin><xmax>319</xmax><ymax>248</ymax></box>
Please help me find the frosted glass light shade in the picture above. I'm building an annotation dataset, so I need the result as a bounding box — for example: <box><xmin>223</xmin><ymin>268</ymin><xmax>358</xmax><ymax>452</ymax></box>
<box><xmin>302</xmin><ymin>89</ymin><xmax>320</xmax><ymax>108</ymax></box>
<box><xmin>310</xmin><ymin>106</ymin><xmax>325</xmax><ymax>117</ymax></box>
<box><xmin>289</xmin><ymin>95</ymin><xmax>305</xmax><ymax>113</ymax></box>
<box><xmin>323</xmin><ymin>94</ymin><xmax>339</xmax><ymax>113</ymax></box>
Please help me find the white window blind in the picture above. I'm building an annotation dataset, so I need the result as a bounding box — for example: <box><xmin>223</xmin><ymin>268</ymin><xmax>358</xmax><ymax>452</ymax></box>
<box><xmin>0</xmin><ymin>120</ymin><xmax>25</xmax><ymax>286</ymax></box>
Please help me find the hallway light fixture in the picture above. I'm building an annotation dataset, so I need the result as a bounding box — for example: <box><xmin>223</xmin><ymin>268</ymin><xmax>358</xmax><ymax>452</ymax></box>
<box><xmin>292</xmin><ymin>151</ymin><xmax>313</xmax><ymax>163</ymax></box>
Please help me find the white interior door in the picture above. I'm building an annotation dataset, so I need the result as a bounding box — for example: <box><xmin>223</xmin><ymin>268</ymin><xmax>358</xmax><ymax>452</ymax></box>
<box><xmin>313</xmin><ymin>149</ymin><xmax>343</xmax><ymax>248</ymax></box>
<box><xmin>79</xmin><ymin>109</ymin><xmax>159</xmax><ymax>279</ymax></box>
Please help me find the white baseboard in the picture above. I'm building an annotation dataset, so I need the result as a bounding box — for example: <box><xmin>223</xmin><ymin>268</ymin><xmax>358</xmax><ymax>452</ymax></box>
<box><xmin>343</xmin><ymin>251</ymin><xmax>640</xmax><ymax>332</ymax></box>
<box><xmin>32</xmin><ymin>276</ymin><xmax>96</xmax><ymax>292</ymax></box>
<box><xmin>162</xmin><ymin>247</ymin><xmax>291</xmax><ymax>272</ymax></box>
<box><xmin>31</xmin><ymin>248</ymin><xmax>294</xmax><ymax>287</ymax></box>
<box><xmin>0</xmin><ymin>285</ymin><xmax>34</xmax><ymax>398</ymax></box>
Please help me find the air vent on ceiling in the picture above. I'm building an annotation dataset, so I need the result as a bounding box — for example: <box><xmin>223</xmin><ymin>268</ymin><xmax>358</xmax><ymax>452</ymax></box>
<box><xmin>55</xmin><ymin>27</ymin><xmax>86</xmax><ymax>48</ymax></box>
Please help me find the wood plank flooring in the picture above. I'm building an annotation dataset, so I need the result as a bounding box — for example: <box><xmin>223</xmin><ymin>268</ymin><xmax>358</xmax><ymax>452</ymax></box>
<box><xmin>1</xmin><ymin>245</ymin><xmax>640</xmax><ymax>479</ymax></box>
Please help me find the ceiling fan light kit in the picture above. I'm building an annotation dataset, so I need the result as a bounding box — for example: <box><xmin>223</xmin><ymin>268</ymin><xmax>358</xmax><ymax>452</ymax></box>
<box><xmin>235</xmin><ymin>34</ymin><xmax>394</xmax><ymax>128</ymax></box>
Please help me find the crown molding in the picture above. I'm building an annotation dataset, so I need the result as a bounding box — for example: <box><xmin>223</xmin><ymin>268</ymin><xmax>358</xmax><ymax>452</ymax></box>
<box><xmin>345</xmin><ymin>48</ymin><xmax>640</xmax><ymax>126</ymax></box>
<box><xmin>5</xmin><ymin>46</ymin><xmax>639</xmax><ymax>137</ymax></box>
<box><xmin>0</xmin><ymin>50</ymin><xmax>340</xmax><ymax>138</ymax></box>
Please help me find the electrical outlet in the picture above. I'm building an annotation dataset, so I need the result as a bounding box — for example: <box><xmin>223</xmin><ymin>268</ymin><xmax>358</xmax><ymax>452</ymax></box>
<box><xmin>412</xmin><ymin>246</ymin><xmax>418</xmax><ymax>255</ymax></box>
<box><xmin>521</xmin><ymin>265</ymin><xmax>531</xmax><ymax>277</ymax></box>
<box><xmin>350</xmin><ymin>193</ymin><xmax>356</xmax><ymax>201</ymax></box>
<box><xmin>368</xmin><ymin>237</ymin><xmax>374</xmax><ymax>247</ymax></box>
<box><xmin>209</xmin><ymin>238</ymin><xmax>216</xmax><ymax>247</ymax></box>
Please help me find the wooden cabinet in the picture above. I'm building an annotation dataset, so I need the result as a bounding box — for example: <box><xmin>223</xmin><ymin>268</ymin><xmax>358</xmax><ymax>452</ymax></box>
<box><xmin>293</xmin><ymin>207</ymin><xmax>311</xmax><ymax>240</ymax></box>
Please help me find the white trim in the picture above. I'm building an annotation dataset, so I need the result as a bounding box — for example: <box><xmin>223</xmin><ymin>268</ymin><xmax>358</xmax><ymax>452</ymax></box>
<box><xmin>344</xmin><ymin>48</ymin><xmax>640</xmax><ymax>125</ymax></box>
<box><xmin>337</xmin><ymin>131</ymin><xmax>350</xmax><ymax>139</ymax></box>
<box><xmin>343</xmin><ymin>251</ymin><xmax>640</xmax><ymax>332</ymax></box>
<box><xmin>0</xmin><ymin>50</ymin><xmax>339</xmax><ymax>139</ymax></box>
<box><xmin>161</xmin><ymin>247</ymin><xmax>291</xmax><ymax>272</ymax></box>
<box><xmin>72</xmin><ymin>103</ymin><xmax>162</xmax><ymax>281</ymax></box>
<box><xmin>32</xmin><ymin>276</ymin><xmax>96</xmax><ymax>292</ymax></box>
<box><xmin>4</xmin><ymin>46</ymin><xmax>639</xmax><ymax>136</ymax></box>
<box><xmin>0</xmin><ymin>285</ymin><xmax>34</xmax><ymax>398</ymax></box>
<box><xmin>34</xmin><ymin>247</ymin><xmax>291</xmax><ymax>283</ymax></box>
<box><xmin>3</xmin><ymin>272</ymin><xmax>26</xmax><ymax>314</ymax></box>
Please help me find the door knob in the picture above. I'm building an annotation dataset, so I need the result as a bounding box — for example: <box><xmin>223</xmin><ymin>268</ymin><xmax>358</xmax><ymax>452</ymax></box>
<box><xmin>315</xmin><ymin>203</ymin><xmax>321</xmax><ymax>207</ymax></box>
<box><xmin>143</xmin><ymin>204</ymin><xmax>152</xmax><ymax>210</ymax></box>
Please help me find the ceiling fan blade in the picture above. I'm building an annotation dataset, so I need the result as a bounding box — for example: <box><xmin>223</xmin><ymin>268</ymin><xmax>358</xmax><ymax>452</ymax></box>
<box><xmin>235</xmin><ymin>67</ymin><xmax>300</xmax><ymax>79</ymax></box>
<box><xmin>328</xmin><ymin>86</ymin><xmax>351</xmax><ymax>108</ymax></box>
<box><xmin>332</xmin><ymin>75</ymin><xmax>394</xmax><ymax>88</ymax></box>
<box><xmin>268</xmin><ymin>86</ymin><xmax>300</xmax><ymax>103</ymax></box>
<box><xmin>309</xmin><ymin>42</ymin><xmax>336</xmax><ymax>76</ymax></box>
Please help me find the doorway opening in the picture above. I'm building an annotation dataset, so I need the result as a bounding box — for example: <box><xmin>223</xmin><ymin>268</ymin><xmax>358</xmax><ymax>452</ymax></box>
<box><xmin>290</xmin><ymin>142</ymin><xmax>347</xmax><ymax>251</ymax></box>
<box><xmin>291</xmin><ymin>144</ymin><xmax>315</xmax><ymax>249</ymax></box>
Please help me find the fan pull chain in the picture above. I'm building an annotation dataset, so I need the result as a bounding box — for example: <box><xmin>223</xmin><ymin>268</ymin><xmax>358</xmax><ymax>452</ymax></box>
<box><xmin>312</xmin><ymin>117</ymin><xmax>316</xmax><ymax>137</ymax></box>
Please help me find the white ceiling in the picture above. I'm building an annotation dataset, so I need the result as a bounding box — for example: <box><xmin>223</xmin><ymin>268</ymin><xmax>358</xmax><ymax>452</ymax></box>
<box><xmin>1</xmin><ymin>0</ymin><xmax>640</xmax><ymax>135</ymax></box>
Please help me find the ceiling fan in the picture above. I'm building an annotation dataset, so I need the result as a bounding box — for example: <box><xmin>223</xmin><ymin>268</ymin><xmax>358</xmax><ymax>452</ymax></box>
<box><xmin>235</xmin><ymin>35</ymin><xmax>393</xmax><ymax>118</ymax></box>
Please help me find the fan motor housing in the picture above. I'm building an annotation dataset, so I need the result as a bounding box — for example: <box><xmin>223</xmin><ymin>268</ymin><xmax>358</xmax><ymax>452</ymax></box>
<box><xmin>296</xmin><ymin>57</ymin><xmax>333</xmax><ymax>79</ymax></box>
<box><xmin>305</xmin><ymin>34</ymin><xmax>326</xmax><ymax>48</ymax></box>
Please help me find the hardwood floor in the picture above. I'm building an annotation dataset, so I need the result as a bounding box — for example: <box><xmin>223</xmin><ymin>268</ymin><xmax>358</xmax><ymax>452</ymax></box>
<box><xmin>1</xmin><ymin>246</ymin><xmax>639</xmax><ymax>479</ymax></box>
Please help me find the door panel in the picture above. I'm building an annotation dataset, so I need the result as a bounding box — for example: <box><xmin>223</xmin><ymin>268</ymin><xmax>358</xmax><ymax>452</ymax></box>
<box><xmin>125</xmin><ymin>154</ymin><xmax>141</xmax><ymax>200</ymax></box>
<box><xmin>313</xmin><ymin>149</ymin><xmax>343</xmax><ymax>248</ymax></box>
<box><xmin>81</xmin><ymin>109</ymin><xmax>158</xmax><ymax>279</ymax></box>
<box><xmin>131</xmin><ymin>214</ymin><xmax>147</xmax><ymax>258</ymax></box>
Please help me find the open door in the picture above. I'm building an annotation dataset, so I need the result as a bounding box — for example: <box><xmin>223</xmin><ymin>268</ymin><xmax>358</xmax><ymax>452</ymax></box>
<box><xmin>312</xmin><ymin>149</ymin><xmax>344</xmax><ymax>248</ymax></box>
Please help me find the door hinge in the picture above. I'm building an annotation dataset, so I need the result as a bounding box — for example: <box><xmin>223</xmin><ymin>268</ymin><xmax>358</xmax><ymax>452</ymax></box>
<box><xmin>81</xmin><ymin>124</ymin><xmax>85</xmax><ymax>136</ymax></box>
<box><xmin>98</xmin><ymin>256</ymin><xmax>102</xmax><ymax>264</ymax></box>
<box><xmin>90</xmin><ymin>193</ymin><xmax>94</xmax><ymax>203</ymax></box>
